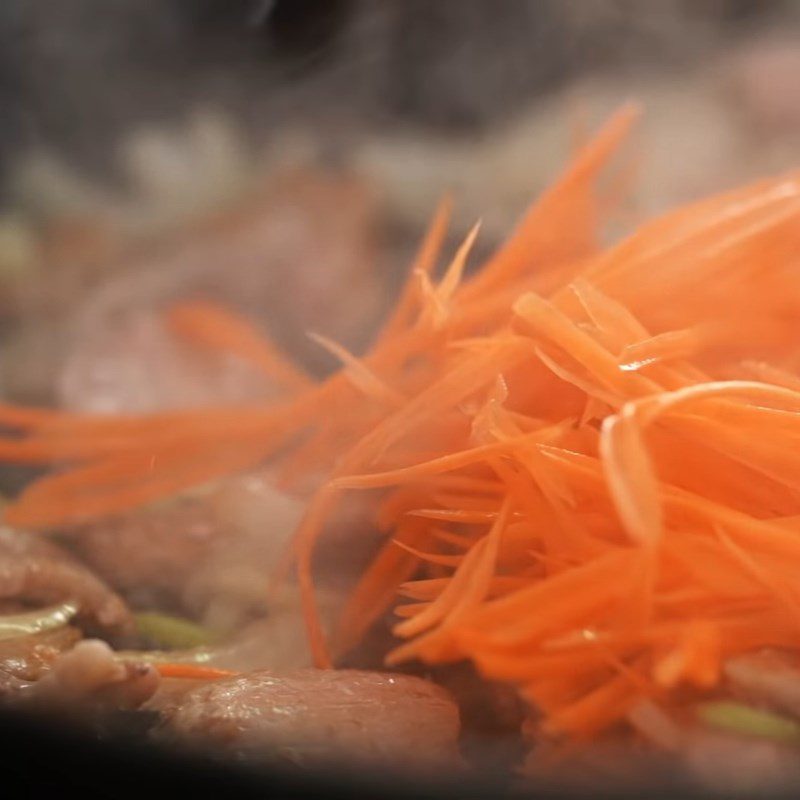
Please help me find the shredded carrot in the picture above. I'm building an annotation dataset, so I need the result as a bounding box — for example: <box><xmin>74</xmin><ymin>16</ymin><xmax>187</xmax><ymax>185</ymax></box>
<box><xmin>155</xmin><ymin>663</ymin><xmax>238</xmax><ymax>680</ymax></box>
<box><xmin>4</xmin><ymin>107</ymin><xmax>800</xmax><ymax>741</ymax></box>
<box><xmin>166</xmin><ymin>299</ymin><xmax>312</xmax><ymax>393</ymax></box>
<box><xmin>307</xmin><ymin>331</ymin><xmax>404</xmax><ymax>407</ymax></box>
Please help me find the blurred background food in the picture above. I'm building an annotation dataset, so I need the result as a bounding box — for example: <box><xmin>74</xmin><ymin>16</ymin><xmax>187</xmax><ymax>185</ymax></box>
<box><xmin>0</xmin><ymin>0</ymin><xmax>799</xmax><ymax>402</ymax></box>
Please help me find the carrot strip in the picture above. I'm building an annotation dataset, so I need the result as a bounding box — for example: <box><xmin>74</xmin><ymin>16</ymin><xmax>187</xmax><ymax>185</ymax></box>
<box><xmin>618</xmin><ymin>328</ymin><xmax>703</xmax><ymax>371</ymax></box>
<box><xmin>0</xmin><ymin>404</ymin><xmax>67</xmax><ymax>430</ymax></box>
<box><xmin>373</xmin><ymin>194</ymin><xmax>452</xmax><ymax>345</ymax></box>
<box><xmin>599</xmin><ymin>408</ymin><xmax>663</xmax><ymax>546</ymax></box>
<box><xmin>166</xmin><ymin>300</ymin><xmax>312</xmax><ymax>392</ymax></box>
<box><xmin>308</xmin><ymin>332</ymin><xmax>404</xmax><ymax>407</ymax></box>
<box><xmin>155</xmin><ymin>663</ymin><xmax>238</xmax><ymax>680</ymax></box>
<box><xmin>458</xmin><ymin>103</ymin><xmax>640</xmax><ymax>303</ymax></box>
<box><xmin>420</xmin><ymin>222</ymin><xmax>482</xmax><ymax>330</ymax></box>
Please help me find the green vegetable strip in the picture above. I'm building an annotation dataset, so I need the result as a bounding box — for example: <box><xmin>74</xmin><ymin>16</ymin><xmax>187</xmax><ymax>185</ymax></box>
<box><xmin>134</xmin><ymin>611</ymin><xmax>215</xmax><ymax>650</ymax></box>
<box><xmin>697</xmin><ymin>701</ymin><xmax>800</xmax><ymax>744</ymax></box>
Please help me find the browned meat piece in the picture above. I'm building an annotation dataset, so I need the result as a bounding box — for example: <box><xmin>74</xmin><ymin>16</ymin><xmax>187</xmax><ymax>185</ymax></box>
<box><xmin>58</xmin><ymin>310</ymin><xmax>277</xmax><ymax>415</ymax></box>
<box><xmin>67</xmin><ymin>474</ymin><xmax>304</xmax><ymax>630</ymax></box>
<box><xmin>25</xmin><ymin>640</ymin><xmax>159</xmax><ymax>711</ymax></box>
<box><xmin>181</xmin><ymin>477</ymin><xmax>305</xmax><ymax>630</ymax></box>
<box><xmin>159</xmin><ymin>669</ymin><xmax>462</xmax><ymax>769</ymax></box>
<box><xmin>0</xmin><ymin>527</ymin><xmax>134</xmax><ymax>639</ymax></box>
<box><xmin>143</xmin><ymin>599</ymin><xmax>341</xmax><ymax>715</ymax></box>
<box><xmin>6</xmin><ymin>168</ymin><xmax>382</xmax><ymax>407</ymax></box>
<box><xmin>0</xmin><ymin>626</ymin><xmax>82</xmax><ymax>697</ymax></box>
<box><xmin>67</xmin><ymin>494</ymin><xmax>227</xmax><ymax>611</ymax></box>
<box><xmin>0</xmin><ymin>626</ymin><xmax>82</xmax><ymax>681</ymax></box>
<box><xmin>0</xmin><ymin>629</ymin><xmax>158</xmax><ymax>712</ymax></box>
<box><xmin>66</xmin><ymin>476</ymin><xmax>382</xmax><ymax>651</ymax></box>
<box><xmin>724</xmin><ymin>650</ymin><xmax>800</xmax><ymax>718</ymax></box>
<box><xmin>143</xmin><ymin>604</ymin><xmax>345</xmax><ymax>715</ymax></box>
<box><xmin>5</xmin><ymin>166</ymin><xmax>383</xmax><ymax>403</ymax></box>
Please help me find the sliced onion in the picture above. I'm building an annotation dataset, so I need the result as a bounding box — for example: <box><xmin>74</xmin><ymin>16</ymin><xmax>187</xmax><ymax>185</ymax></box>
<box><xmin>114</xmin><ymin>647</ymin><xmax>215</xmax><ymax>665</ymax></box>
<box><xmin>0</xmin><ymin>600</ymin><xmax>79</xmax><ymax>640</ymax></box>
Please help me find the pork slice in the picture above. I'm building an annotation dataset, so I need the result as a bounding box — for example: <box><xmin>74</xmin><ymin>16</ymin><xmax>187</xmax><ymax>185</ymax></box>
<box><xmin>0</xmin><ymin>527</ymin><xmax>134</xmax><ymax>639</ymax></box>
<box><xmin>53</xmin><ymin>168</ymin><xmax>382</xmax><ymax>413</ymax></box>
<box><xmin>0</xmin><ymin>630</ymin><xmax>158</xmax><ymax>713</ymax></box>
<box><xmin>0</xmin><ymin>626</ymin><xmax>82</xmax><ymax>682</ymax></box>
<box><xmin>58</xmin><ymin>309</ymin><xmax>278</xmax><ymax>415</ymax></box>
<box><xmin>159</xmin><ymin>668</ymin><xmax>462</xmax><ymax>770</ymax></box>
<box><xmin>142</xmin><ymin>602</ymin><xmax>343</xmax><ymax>715</ymax></box>
<box><xmin>25</xmin><ymin>639</ymin><xmax>159</xmax><ymax>711</ymax></box>
<box><xmin>68</xmin><ymin>473</ymin><xmax>304</xmax><ymax>629</ymax></box>
<box><xmin>67</xmin><ymin>493</ymin><xmax>225</xmax><ymax>611</ymax></box>
<box><xmin>181</xmin><ymin>475</ymin><xmax>304</xmax><ymax>630</ymax></box>
<box><xmin>0</xmin><ymin>626</ymin><xmax>82</xmax><ymax>697</ymax></box>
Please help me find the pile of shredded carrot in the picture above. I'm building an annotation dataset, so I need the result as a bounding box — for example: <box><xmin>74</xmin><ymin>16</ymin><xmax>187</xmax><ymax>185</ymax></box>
<box><xmin>3</xmin><ymin>104</ymin><xmax>800</xmax><ymax>738</ymax></box>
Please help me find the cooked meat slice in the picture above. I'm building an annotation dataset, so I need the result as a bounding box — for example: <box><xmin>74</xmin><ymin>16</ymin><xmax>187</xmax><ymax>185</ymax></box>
<box><xmin>143</xmin><ymin>605</ymin><xmax>344</xmax><ymax>714</ymax></box>
<box><xmin>26</xmin><ymin>640</ymin><xmax>159</xmax><ymax>711</ymax></box>
<box><xmin>68</xmin><ymin>473</ymin><xmax>303</xmax><ymax>628</ymax></box>
<box><xmin>143</xmin><ymin>601</ymin><xmax>335</xmax><ymax>713</ymax></box>
<box><xmin>0</xmin><ymin>527</ymin><xmax>134</xmax><ymax>639</ymax></box>
<box><xmin>67</xmin><ymin>494</ymin><xmax>225</xmax><ymax>611</ymax></box>
<box><xmin>0</xmin><ymin>626</ymin><xmax>82</xmax><ymax>682</ymax></box>
<box><xmin>0</xmin><ymin>670</ymin><xmax>27</xmax><ymax>697</ymax></box>
<box><xmin>0</xmin><ymin>630</ymin><xmax>158</xmax><ymax>712</ymax></box>
<box><xmin>0</xmin><ymin>626</ymin><xmax>82</xmax><ymax>697</ymax></box>
<box><xmin>181</xmin><ymin>476</ymin><xmax>304</xmax><ymax>630</ymax></box>
<box><xmin>7</xmin><ymin>167</ymin><xmax>382</xmax><ymax>403</ymax></box>
<box><xmin>59</xmin><ymin>309</ymin><xmax>277</xmax><ymax>415</ymax></box>
<box><xmin>724</xmin><ymin>650</ymin><xmax>800</xmax><ymax>719</ymax></box>
<box><xmin>159</xmin><ymin>669</ymin><xmax>462</xmax><ymax>769</ymax></box>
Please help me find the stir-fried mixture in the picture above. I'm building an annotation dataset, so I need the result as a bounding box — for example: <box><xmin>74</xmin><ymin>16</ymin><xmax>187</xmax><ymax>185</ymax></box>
<box><xmin>2</xmin><ymin>105</ymin><xmax>800</xmax><ymax>787</ymax></box>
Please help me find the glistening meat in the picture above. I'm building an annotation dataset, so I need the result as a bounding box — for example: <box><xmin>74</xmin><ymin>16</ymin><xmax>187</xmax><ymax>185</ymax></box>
<box><xmin>159</xmin><ymin>669</ymin><xmax>462</xmax><ymax>769</ymax></box>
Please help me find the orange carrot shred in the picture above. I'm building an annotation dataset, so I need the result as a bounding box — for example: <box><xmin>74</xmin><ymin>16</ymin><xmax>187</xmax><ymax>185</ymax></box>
<box><xmin>155</xmin><ymin>663</ymin><xmax>238</xmax><ymax>680</ymax></box>
<box><xmin>166</xmin><ymin>300</ymin><xmax>312</xmax><ymax>393</ymax></box>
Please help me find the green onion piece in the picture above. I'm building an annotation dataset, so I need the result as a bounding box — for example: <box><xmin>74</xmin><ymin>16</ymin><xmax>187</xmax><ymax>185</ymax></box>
<box><xmin>134</xmin><ymin>611</ymin><xmax>215</xmax><ymax>650</ymax></box>
<box><xmin>697</xmin><ymin>700</ymin><xmax>800</xmax><ymax>743</ymax></box>
<box><xmin>0</xmin><ymin>600</ymin><xmax>79</xmax><ymax>640</ymax></box>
